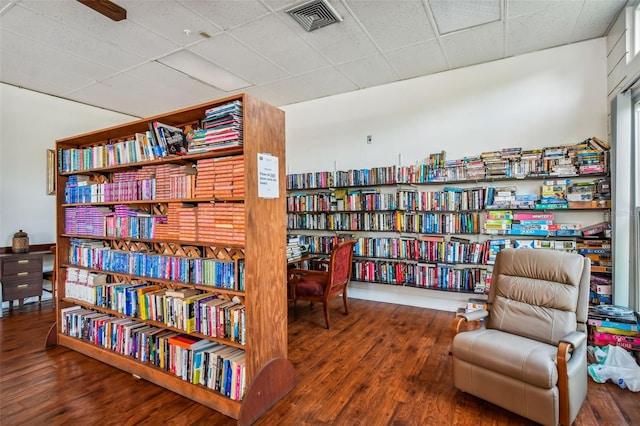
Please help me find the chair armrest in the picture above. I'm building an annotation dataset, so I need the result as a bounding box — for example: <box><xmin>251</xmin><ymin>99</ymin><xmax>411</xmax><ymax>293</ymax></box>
<box><xmin>557</xmin><ymin>331</ymin><xmax>587</xmax><ymax>425</ymax></box>
<box><xmin>459</xmin><ymin>310</ymin><xmax>489</xmax><ymax>322</ymax></box>
<box><xmin>559</xmin><ymin>331</ymin><xmax>587</xmax><ymax>350</ymax></box>
<box><xmin>452</xmin><ymin>309</ymin><xmax>488</xmax><ymax>337</ymax></box>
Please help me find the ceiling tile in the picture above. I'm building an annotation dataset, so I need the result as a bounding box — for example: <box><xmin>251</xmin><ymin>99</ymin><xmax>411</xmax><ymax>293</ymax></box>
<box><xmin>506</xmin><ymin>2</ymin><xmax>582</xmax><ymax>57</ymax></box>
<box><xmin>346</xmin><ymin>0</ymin><xmax>436</xmax><ymax>51</ymax></box>
<box><xmin>180</xmin><ymin>0</ymin><xmax>270</xmax><ymax>30</ymax></box>
<box><xmin>20</xmin><ymin>0</ymin><xmax>180</xmax><ymax>59</ymax></box>
<box><xmin>261</xmin><ymin>66</ymin><xmax>359</xmax><ymax>105</ymax></box>
<box><xmin>441</xmin><ymin>21</ymin><xmax>504</xmax><ymax>69</ymax></box>
<box><xmin>287</xmin><ymin>1</ymin><xmax>379</xmax><ymax>65</ymax></box>
<box><xmin>262</xmin><ymin>0</ymin><xmax>299</xmax><ymax>12</ymax></box>
<box><xmin>116</xmin><ymin>0</ymin><xmax>224</xmax><ymax>47</ymax></box>
<box><xmin>338</xmin><ymin>55</ymin><xmax>398</xmax><ymax>89</ymax></box>
<box><xmin>507</xmin><ymin>0</ymin><xmax>577</xmax><ymax>18</ymax></box>
<box><xmin>0</xmin><ymin>0</ymin><xmax>15</xmax><ymax>13</ymax></box>
<box><xmin>295</xmin><ymin>66</ymin><xmax>360</xmax><ymax>100</ymax></box>
<box><xmin>228</xmin><ymin>85</ymin><xmax>286</xmax><ymax>107</ymax></box>
<box><xmin>571</xmin><ymin>0</ymin><xmax>626</xmax><ymax>43</ymax></box>
<box><xmin>384</xmin><ymin>39</ymin><xmax>448</xmax><ymax>80</ymax></box>
<box><xmin>67</xmin><ymin>81</ymin><xmax>162</xmax><ymax>117</ymax></box>
<box><xmin>190</xmin><ymin>33</ymin><xmax>289</xmax><ymax>85</ymax></box>
<box><xmin>231</xmin><ymin>13</ymin><xmax>329</xmax><ymax>75</ymax></box>
<box><xmin>0</xmin><ymin>28</ymin><xmax>115</xmax><ymax>93</ymax></box>
<box><xmin>259</xmin><ymin>77</ymin><xmax>313</xmax><ymax>105</ymax></box>
<box><xmin>0</xmin><ymin>4</ymin><xmax>145</xmax><ymax>69</ymax></box>
<box><xmin>429</xmin><ymin>0</ymin><xmax>501</xmax><ymax>35</ymax></box>
<box><xmin>68</xmin><ymin>63</ymin><xmax>225</xmax><ymax>117</ymax></box>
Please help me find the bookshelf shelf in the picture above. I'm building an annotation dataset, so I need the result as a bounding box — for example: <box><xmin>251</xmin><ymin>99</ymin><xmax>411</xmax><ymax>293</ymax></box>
<box><xmin>61</xmin><ymin>297</ymin><xmax>247</xmax><ymax>349</ymax></box>
<box><xmin>59</xmin><ymin>264</ymin><xmax>246</xmax><ymax>296</ymax></box>
<box><xmin>51</xmin><ymin>94</ymin><xmax>293</xmax><ymax>425</ymax></box>
<box><xmin>62</xmin><ymin>197</ymin><xmax>245</xmax><ymax>207</ymax></box>
<box><xmin>61</xmin><ymin>234</ymin><xmax>246</xmax><ymax>250</ymax></box>
<box><xmin>57</xmin><ymin>334</ymin><xmax>243</xmax><ymax>418</ymax></box>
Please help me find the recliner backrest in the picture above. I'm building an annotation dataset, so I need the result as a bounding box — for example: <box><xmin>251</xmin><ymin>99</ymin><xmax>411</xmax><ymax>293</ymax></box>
<box><xmin>487</xmin><ymin>248</ymin><xmax>589</xmax><ymax>345</ymax></box>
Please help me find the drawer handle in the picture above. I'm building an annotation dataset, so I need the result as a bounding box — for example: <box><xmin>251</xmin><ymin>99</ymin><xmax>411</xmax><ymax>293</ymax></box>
<box><xmin>17</xmin><ymin>272</ymin><xmax>29</xmax><ymax>276</ymax></box>
<box><xmin>18</xmin><ymin>260</ymin><xmax>29</xmax><ymax>264</ymax></box>
<box><xmin>17</xmin><ymin>284</ymin><xmax>28</xmax><ymax>288</ymax></box>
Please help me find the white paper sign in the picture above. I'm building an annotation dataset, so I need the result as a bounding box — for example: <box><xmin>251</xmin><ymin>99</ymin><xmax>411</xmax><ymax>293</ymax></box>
<box><xmin>257</xmin><ymin>153</ymin><xmax>279</xmax><ymax>198</ymax></box>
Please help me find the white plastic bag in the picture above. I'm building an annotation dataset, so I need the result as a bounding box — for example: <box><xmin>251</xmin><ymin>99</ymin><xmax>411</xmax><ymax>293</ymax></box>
<box><xmin>588</xmin><ymin>345</ymin><xmax>640</xmax><ymax>392</ymax></box>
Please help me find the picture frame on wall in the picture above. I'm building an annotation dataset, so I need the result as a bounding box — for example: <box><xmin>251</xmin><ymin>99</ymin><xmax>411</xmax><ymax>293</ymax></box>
<box><xmin>47</xmin><ymin>149</ymin><xmax>55</xmax><ymax>195</ymax></box>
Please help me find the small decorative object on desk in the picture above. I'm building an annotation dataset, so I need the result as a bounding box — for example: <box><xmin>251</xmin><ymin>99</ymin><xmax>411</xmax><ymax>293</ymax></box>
<box><xmin>12</xmin><ymin>229</ymin><xmax>29</xmax><ymax>253</ymax></box>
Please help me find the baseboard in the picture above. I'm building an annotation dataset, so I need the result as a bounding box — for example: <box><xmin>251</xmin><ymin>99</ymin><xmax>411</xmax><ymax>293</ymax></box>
<box><xmin>348</xmin><ymin>281</ymin><xmax>485</xmax><ymax>312</ymax></box>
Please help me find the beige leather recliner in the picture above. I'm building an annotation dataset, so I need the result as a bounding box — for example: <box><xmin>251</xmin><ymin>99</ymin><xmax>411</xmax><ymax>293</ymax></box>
<box><xmin>452</xmin><ymin>248</ymin><xmax>591</xmax><ymax>426</ymax></box>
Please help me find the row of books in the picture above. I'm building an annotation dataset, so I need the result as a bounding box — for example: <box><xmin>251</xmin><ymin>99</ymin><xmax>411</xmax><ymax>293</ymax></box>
<box><xmin>335</xmin><ymin>166</ymin><xmax>397</xmax><ymax>187</ymax></box>
<box><xmin>64</xmin><ymin>272</ymin><xmax>246</xmax><ymax>343</ymax></box>
<box><xmin>58</xmin><ymin>102</ymin><xmax>244</xmax><ymax>173</ymax></box>
<box><xmin>61</xmin><ymin>305</ymin><xmax>246</xmax><ymax>400</ymax></box>
<box><xmin>352</xmin><ymin>237</ymin><xmax>488</xmax><ymax>265</ymax></box>
<box><xmin>286</xmin><ymin>187</ymin><xmax>487</xmax><ymax>213</ymax></box>
<box><xmin>59</xmin><ymin>130</ymin><xmax>164</xmax><ymax>173</ymax></box>
<box><xmin>287</xmin><ymin>171</ymin><xmax>334</xmax><ymax>190</ymax></box>
<box><xmin>285</xmin><ymin>138</ymin><xmax>609</xmax><ymax>190</ymax></box>
<box><xmin>194</xmin><ymin>156</ymin><xmax>245</xmax><ymax>199</ymax></box>
<box><xmin>65</xmin><ymin>202</ymin><xmax>246</xmax><ymax>246</ymax></box>
<box><xmin>64</xmin><ymin>157</ymin><xmax>247</xmax><ymax>205</ymax></box>
<box><xmin>350</xmin><ymin>260</ymin><xmax>488</xmax><ymax>293</ymax></box>
<box><xmin>480</xmin><ymin>210</ymin><xmax>612</xmax><ymax>239</ymax></box>
<box><xmin>287</xmin><ymin>211</ymin><xmax>480</xmax><ymax>234</ymax></box>
<box><xmin>68</xmin><ymin>239</ymin><xmax>243</xmax><ymax>290</ymax></box>
<box><xmin>65</xmin><ymin>205</ymin><xmax>167</xmax><ymax>238</ymax></box>
<box><xmin>286</xmin><ymin>180</ymin><xmax>609</xmax><ymax>214</ymax></box>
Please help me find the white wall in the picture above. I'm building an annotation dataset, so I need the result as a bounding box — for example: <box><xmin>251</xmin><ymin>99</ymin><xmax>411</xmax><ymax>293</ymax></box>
<box><xmin>282</xmin><ymin>38</ymin><xmax>608</xmax><ymax>311</ymax></box>
<box><xmin>0</xmin><ymin>83</ymin><xmax>137</xmax><ymax>247</ymax></box>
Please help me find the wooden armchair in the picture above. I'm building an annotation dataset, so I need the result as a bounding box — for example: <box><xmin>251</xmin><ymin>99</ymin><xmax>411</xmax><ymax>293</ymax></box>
<box><xmin>288</xmin><ymin>240</ymin><xmax>356</xmax><ymax>329</ymax></box>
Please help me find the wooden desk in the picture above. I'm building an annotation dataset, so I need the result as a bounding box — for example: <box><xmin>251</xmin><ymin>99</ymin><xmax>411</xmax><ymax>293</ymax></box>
<box><xmin>0</xmin><ymin>251</ymin><xmax>49</xmax><ymax>310</ymax></box>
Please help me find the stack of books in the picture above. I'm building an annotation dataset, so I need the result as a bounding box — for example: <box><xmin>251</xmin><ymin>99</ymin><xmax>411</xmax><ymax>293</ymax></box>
<box><xmin>588</xmin><ymin>305</ymin><xmax>640</xmax><ymax>353</ymax></box>
<box><xmin>190</xmin><ymin>100</ymin><xmax>243</xmax><ymax>153</ymax></box>
<box><xmin>286</xmin><ymin>236</ymin><xmax>304</xmax><ymax>263</ymax></box>
<box><xmin>538</xmin><ymin>179</ymin><xmax>569</xmax><ymax>209</ymax></box>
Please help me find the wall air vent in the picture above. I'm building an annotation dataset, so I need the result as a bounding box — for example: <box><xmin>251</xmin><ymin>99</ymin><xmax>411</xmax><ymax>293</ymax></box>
<box><xmin>286</xmin><ymin>0</ymin><xmax>343</xmax><ymax>32</ymax></box>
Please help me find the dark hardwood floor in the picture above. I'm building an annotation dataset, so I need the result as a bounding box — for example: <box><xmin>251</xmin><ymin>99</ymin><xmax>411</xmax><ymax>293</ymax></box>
<box><xmin>1</xmin><ymin>298</ymin><xmax>638</xmax><ymax>425</ymax></box>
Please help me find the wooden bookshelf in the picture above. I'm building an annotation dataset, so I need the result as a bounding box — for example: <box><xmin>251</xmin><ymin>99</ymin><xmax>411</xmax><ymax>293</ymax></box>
<box><xmin>48</xmin><ymin>94</ymin><xmax>294</xmax><ymax>425</ymax></box>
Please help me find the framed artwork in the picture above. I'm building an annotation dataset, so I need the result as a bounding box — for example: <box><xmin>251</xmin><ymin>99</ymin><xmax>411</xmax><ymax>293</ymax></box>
<box><xmin>47</xmin><ymin>149</ymin><xmax>55</xmax><ymax>195</ymax></box>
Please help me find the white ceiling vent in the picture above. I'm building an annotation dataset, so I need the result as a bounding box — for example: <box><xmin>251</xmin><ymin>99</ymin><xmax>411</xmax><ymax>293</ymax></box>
<box><xmin>286</xmin><ymin>0</ymin><xmax>343</xmax><ymax>32</ymax></box>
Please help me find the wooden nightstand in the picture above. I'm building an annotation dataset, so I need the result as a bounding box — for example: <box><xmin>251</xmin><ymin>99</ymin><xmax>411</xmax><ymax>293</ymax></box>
<box><xmin>0</xmin><ymin>251</ymin><xmax>46</xmax><ymax>310</ymax></box>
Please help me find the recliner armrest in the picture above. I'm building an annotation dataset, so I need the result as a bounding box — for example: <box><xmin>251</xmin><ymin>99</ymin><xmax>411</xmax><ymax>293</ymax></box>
<box><xmin>452</xmin><ymin>309</ymin><xmax>488</xmax><ymax>337</ymax></box>
<box><xmin>459</xmin><ymin>310</ymin><xmax>489</xmax><ymax>322</ymax></box>
<box><xmin>559</xmin><ymin>331</ymin><xmax>586</xmax><ymax>350</ymax></box>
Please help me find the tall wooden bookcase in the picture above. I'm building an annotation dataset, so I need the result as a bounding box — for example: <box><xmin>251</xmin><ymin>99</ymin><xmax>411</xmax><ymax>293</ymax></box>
<box><xmin>47</xmin><ymin>94</ymin><xmax>294</xmax><ymax>425</ymax></box>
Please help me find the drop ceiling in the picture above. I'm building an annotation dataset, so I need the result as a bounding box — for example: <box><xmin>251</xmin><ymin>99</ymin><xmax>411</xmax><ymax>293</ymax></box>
<box><xmin>0</xmin><ymin>0</ymin><xmax>627</xmax><ymax>117</ymax></box>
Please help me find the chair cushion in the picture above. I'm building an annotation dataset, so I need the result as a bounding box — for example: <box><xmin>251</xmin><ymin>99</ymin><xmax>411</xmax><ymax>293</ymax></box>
<box><xmin>296</xmin><ymin>274</ymin><xmax>327</xmax><ymax>298</ymax></box>
<box><xmin>452</xmin><ymin>328</ymin><xmax>558</xmax><ymax>389</ymax></box>
<box><xmin>488</xmin><ymin>249</ymin><xmax>585</xmax><ymax>345</ymax></box>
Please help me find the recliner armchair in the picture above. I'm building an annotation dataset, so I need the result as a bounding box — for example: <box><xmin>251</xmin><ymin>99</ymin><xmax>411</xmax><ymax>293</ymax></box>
<box><xmin>451</xmin><ymin>248</ymin><xmax>591</xmax><ymax>426</ymax></box>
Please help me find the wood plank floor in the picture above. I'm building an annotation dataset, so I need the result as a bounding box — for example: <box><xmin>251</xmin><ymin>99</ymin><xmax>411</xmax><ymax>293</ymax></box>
<box><xmin>1</xmin><ymin>298</ymin><xmax>638</xmax><ymax>425</ymax></box>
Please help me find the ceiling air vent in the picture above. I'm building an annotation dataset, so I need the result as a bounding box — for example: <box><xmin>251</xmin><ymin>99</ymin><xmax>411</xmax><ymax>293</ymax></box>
<box><xmin>286</xmin><ymin>0</ymin><xmax>343</xmax><ymax>32</ymax></box>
